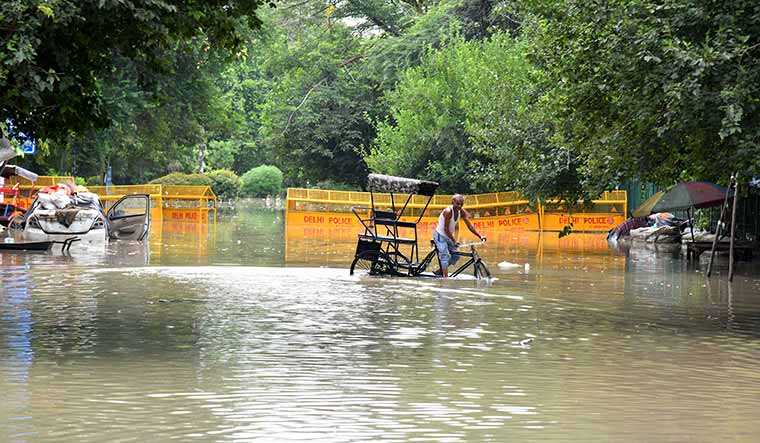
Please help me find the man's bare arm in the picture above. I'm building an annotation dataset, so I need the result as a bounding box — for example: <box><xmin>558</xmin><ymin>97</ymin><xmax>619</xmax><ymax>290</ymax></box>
<box><xmin>462</xmin><ymin>210</ymin><xmax>486</xmax><ymax>242</ymax></box>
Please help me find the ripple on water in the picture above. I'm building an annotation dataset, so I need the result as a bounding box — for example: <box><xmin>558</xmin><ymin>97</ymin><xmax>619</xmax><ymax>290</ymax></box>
<box><xmin>3</xmin><ymin>252</ymin><xmax>760</xmax><ymax>442</ymax></box>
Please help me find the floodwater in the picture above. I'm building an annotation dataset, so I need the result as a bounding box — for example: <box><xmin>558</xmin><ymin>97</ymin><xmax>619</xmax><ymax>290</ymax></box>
<box><xmin>2</xmin><ymin>204</ymin><xmax>760</xmax><ymax>442</ymax></box>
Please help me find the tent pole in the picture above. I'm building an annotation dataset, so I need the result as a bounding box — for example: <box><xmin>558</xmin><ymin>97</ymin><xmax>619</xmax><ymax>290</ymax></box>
<box><xmin>688</xmin><ymin>207</ymin><xmax>694</xmax><ymax>241</ymax></box>
<box><xmin>707</xmin><ymin>174</ymin><xmax>734</xmax><ymax>277</ymax></box>
<box><xmin>729</xmin><ymin>177</ymin><xmax>739</xmax><ymax>282</ymax></box>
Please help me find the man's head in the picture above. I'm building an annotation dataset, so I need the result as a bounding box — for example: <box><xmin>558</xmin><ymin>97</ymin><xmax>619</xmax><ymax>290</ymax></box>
<box><xmin>452</xmin><ymin>194</ymin><xmax>464</xmax><ymax>208</ymax></box>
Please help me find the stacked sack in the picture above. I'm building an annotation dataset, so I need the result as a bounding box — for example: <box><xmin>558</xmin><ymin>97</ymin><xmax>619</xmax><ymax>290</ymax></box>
<box><xmin>36</xmin><ymin>184</ymin><xmax>75</xmax><ymax>210</ymax></box>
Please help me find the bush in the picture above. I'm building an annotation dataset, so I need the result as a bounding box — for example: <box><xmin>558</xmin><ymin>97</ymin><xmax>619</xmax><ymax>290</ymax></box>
<box><xmin>85</xmin><ymin>175</ymin><xmax>102</xmax><ymax>186</ymax></box>
<box><xmin>312</xmin><ymin>180</ymin><xmax>358</xmax><ymax>191</ymax></box>
<box><xmin>241</xmin><ymin>165</ymin><xmax>283</xmax><ymax>197</ymax></box>
<box><xmin>149</xmin><ymin>172</ymin><xmax>212</xmax><ymax>186</ymax></box>
<box><xmin>208</xmin><ymin>169</ymin><xmax>241</xmax><ymax>200</ymax></box>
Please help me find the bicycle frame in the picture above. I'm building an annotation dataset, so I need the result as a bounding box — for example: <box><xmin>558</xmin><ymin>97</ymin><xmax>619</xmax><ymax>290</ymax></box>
<box><xmin>414</xmin><ymin>242</ymin><xmax>487</xmax><ymax>277</ymax></box>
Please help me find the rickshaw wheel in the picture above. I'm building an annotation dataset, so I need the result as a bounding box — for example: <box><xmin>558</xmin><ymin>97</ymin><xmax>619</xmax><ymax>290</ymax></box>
<box><xmin>386</xmin><ymin>251</ymin><xmax>411</xmax><ymax>275</ymax></box>
<box><xmin>474</xmin><ymin>260</ymin><xmax>492</xmax><ymax>279</ymax></box>
<box><xmin>350</xmin><ymin>250</ymin><xmax>397</xmax><ymax>276</ymax></box>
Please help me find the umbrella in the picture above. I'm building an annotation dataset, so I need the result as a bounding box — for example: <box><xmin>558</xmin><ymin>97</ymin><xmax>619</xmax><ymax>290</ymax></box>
<box><xmin>632</xmin><ymin>182</ymin><xmax>732</xmax><ymax>217</ymax></box>
<box><xmin>632</xmin><ymin>190</ymin><xmax>665</xmax><ymax>217</ymax></box>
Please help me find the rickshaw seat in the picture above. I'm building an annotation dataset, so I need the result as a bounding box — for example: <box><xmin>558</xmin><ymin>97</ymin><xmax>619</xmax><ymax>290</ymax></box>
<box><xmin>373</xmin><ymin>209</ymin><xmax>397</xmax><ymax>220</ymax></box>
<box><xmin>358</xmin><ymin>233</ymin><xmax>417</xmax><ymax>244</ymax></box>
<box><xmin>374</xmin><ymin>218</ymin><xmax>417</xmax><ymax>229</ymax></box>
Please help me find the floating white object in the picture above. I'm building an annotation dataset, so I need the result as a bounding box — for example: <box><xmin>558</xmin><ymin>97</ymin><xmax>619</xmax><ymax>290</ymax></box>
<box><xmin>498</xmin><ymin>261</ymin><xmax>520</xmax><ymax>269</ymax></box>
<box><xmin>524</xmin><ymin>263</ymin><xmax>530</xmax><ymax>271</ymax></box>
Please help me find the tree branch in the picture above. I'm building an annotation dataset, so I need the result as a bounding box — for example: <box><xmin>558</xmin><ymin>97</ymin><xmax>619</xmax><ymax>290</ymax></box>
<box><xmin>283</xmin><ymin>55</ymin><xmax>364</xmax><ymax>133</ymax></box>
<box><xmin>284</xmin><ymin>77</ymin><xmax>327</xmax><ymax>133</ymax></box>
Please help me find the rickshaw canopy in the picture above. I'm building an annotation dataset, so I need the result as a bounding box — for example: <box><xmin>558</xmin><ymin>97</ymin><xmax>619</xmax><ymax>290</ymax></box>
<box><xmin>367</xmin><ymin>174</ymin><xmax>439</xmax><ymax>196</ymax></box>
<box><xmin>0</xmin><ymin>164</ymin><xmax>39</xmax><ymax>182</ymax></box>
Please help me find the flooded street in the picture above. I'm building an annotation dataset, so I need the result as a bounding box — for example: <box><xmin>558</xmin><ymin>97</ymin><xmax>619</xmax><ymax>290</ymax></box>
<box><xmin>2</xmin><ymin>205</ymin><xmax>760</xmax><ymax>442</ymax></box>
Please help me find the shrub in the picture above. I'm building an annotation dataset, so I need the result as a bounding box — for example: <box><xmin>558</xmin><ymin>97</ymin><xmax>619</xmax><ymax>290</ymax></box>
<box><xmin>241</xmin><ymin>165</ymin><xmax>283</xmax><ymax>197</ymax></box>
<box><xmin>149</xmin><ymin>172</ymin><xmax>212</xmax><ymax>186</ymax></box>
<box><xmin>85</xmin><ymin>175</ymin><xmax>102</xmax><ymax>186</ymax></box>
<box><xmin>208</xmin><ymin>169</ymin><xmax>241</xmax><ymax>200</ymax></box>
<box><xmin>312</xmin><ymin>180</ymin><xmax>358</xmax><ymax>191</ymax></box>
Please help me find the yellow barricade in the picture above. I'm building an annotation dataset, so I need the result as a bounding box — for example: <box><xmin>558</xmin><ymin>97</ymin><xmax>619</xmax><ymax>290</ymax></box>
<box><xmin>4</xmin><ymin>175</ymin><xmax>75</xmax><ymax>188</ymax></box>
<box><xmin>286</xmin><ymin>187</ymin><xmax>626</xmax><ymax>232</ymax></box>
<box><xmin>539</xmin><ymin>190</ymin><xmax>627</xmax><ymax>232</ymax></box>
<box><xmin>158</xmin><ymin>185</ymin><xmax>217</xmax><ymax>224</ymax></box>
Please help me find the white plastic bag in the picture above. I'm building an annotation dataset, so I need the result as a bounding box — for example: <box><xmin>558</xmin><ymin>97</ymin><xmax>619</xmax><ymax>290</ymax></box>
<box><xmin>50</xmin><ymin>189</ymin><xmax>72</xmax><ymax>209</ymax></box>
<box><xmin>37</xmin><ymin>193</ymin><xmax>56</xmax><ymax>210</ymax></box>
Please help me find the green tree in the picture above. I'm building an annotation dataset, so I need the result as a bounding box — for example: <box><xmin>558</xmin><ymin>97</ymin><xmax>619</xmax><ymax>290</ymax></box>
<box><xmin>20</xmin><ymin>38</ymin><xmax>243</xmax><ymax>183</ymax></box>
<box><xmin>1</xmin><ymin>0</ymin><xmax>270</xmax><ymax>141</ymax></box>
<box><xmin>257</xmin><ymin>22</ymin><xmax>375</xmax><ymax>187</ymax></box>
<box><xmin>461</xmin><ymin>31</ymin><xmax>584</xmax><ymax>201</ymax></box>
<box><xmin>520</xmin><ymin>0</ymin><xmax>760</xmax><ymax>190</ymax></box>
<box><xmin>367</xmin><ymin>36</ymin><xmax>495</xmax><ymax>193</ymax></box>
<box><xmin>206</xmin><ymin>141</ymin><xmax>239</xmax><ymax>171</ymax></box>
<box><xmin>368</xmin><ymin>31</ymin><xmax>585</xmax><ymax>200</ymax></box>
<box><xmin>244</xmin><ymin>0</ymin><xmax>468</xmax><ymax>188</ymax></box>
<box><xmin>149</xmin><ymin>172</ymin><xmax>213</xmax><ymax>186</ymax></box>
<box><xmin>241</xmin><ymin>165</ymin><xmax>283</xmax><ymax>197</ymax></box>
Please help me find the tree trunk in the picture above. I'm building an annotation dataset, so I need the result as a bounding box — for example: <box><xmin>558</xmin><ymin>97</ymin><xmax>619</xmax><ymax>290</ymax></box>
<box><xmin>198</xmin><ymin>126</ymin><xmax>207</xmax><ymax>174</ymax></box>
<box><xmin>198</xmin><ymin>142</ymin><xmax>207</xmax><ymax>173</ymax></box>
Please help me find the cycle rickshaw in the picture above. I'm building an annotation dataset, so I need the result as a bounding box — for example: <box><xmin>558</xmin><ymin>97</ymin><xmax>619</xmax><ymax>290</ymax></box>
<box><xmin>350</xmin><ymin>174</ymin><xmax>491</xmax><ymax>279</ymax></box>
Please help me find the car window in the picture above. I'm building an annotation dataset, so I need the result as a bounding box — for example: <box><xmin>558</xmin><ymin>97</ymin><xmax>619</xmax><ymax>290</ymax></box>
<box><xmin>110</xmin><ymin>196</ymin><xmax>147</xmax><ymax>218</ymax></box>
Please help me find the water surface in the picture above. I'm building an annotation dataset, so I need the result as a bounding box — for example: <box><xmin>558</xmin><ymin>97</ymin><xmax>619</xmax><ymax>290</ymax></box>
<box><xmin>2</xmin><ymin>206</ymin><xmax>760</xmax><ymax>442</ymax></box>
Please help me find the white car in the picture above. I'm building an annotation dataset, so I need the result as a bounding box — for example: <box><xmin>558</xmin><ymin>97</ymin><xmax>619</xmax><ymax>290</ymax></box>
<box><xmin>11</xmin><ymin>193</ymin><xmax>151</xmax><ymax>243</ymax></box>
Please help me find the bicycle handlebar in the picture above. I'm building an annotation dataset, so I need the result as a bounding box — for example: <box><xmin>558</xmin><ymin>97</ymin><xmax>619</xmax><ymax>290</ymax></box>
<box><xmin>458</xmin><ymin>240</ymin><xmax>486</xmax><ymax>248</ymax></box>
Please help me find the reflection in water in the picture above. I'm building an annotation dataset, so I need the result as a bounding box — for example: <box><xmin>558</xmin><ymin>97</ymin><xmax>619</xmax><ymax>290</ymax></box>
<box><xmin>0</xmin><ymin>265</ymin><xmax>34</xmax><ymax>441</ymax></box>
<box><xmin>1</xmin><ymin>207</ymin><xmax>760</xmax><ymax>442</ymax></box>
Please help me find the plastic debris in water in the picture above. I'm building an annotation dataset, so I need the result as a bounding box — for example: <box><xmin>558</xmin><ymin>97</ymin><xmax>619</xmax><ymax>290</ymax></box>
<box><xmin>498</xmin><ymin>261</ymin><xmax>520</xmax><ymax>269</ymax></box>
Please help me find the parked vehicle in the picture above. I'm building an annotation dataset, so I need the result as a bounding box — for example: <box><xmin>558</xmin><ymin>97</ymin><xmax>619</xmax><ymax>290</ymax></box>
<box><xmin>9</xmin><ymin>191</ymin><xmax>151</xmax><ymax>243</ymax></box>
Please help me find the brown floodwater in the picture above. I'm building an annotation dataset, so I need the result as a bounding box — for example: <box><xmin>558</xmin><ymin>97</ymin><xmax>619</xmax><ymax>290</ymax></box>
<box><xmin>2</xmin><ymin>204</ymin><xmax>760</xmax><ymax>442</ymax></box>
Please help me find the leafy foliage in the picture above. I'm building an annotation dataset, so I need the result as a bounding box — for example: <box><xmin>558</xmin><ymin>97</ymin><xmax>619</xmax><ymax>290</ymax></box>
<box><xmin>208</xmin><ymin>169</ymin><xmax>242</xmax><ymax>200</ymax></box>
<box><xmin>241</xmin><ymin>165</ymin><xmax>283</xmax><ymax>197</ymax></box>
<box><xmin>19</xmin><ymin>39</ymin><xmax>243</xmax><ymax>183</ymax></box>
<box><xmin>256</xmin><ymin>23</ymin><xmax>374</xmax><ymax>187</ymax></box>
<box><xmin>461</xmin><ymin>30</ymin><xmax>584</xmax><ymax>201</ymax></box>
<box><xmin>149</xmin><ymin>172</ymin><xmax>213</xmax><ymax>186</ymax></box>
<box><xmin>368</xmin><ymin>33</ymin><xmax>576</xmax><ymax>198</ymax></box>
<box><xmin>312</xmin><ymin>180</ymin><xmax>360</xmax><ymax>191</ymax></box>
<box><xmin>0</xmin><ymin>0</ymin><xmax>269</xmax><ymax>141</ymax></box>
<box><xmin>8</xmin><ymin>0</ymin><xmax>754</xmax><ymax>201</ymax></box>
<box><xmin>207</xmin><ymin>141</ymin><xmax>240</xmax><ymax>171</ymax></box>
<box><xmin>521</xmin><ymin>0</ymin><xmax>760</xmax><ymax>190</ymax></box>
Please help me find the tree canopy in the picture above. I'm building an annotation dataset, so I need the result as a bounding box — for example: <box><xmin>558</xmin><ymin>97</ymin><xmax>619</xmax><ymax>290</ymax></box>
<box><xmin>522</xmin><ymin>0</ymin><xmax>760</xmax><ymax>192</ymax></box>
<box><xmin>6</xmin><ymin>0</ymin><xmax>758</xmax><ymax>197</ymax></box>
<box><xmin>1</xmin><ymin>0</ymin><xmax>269</xmax><ymax>140</ymax></box>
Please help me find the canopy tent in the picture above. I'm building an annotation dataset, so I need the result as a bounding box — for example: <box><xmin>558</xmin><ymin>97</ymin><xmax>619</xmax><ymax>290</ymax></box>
<box><xmin>632</xmin><ymin>182</ymin><xmax>732</xmax><ymax>217</ymax></box>
<box><xmin>367</xmin><ymin>174</ymin><xmax>439</xmax><ymax>196</ymax></box>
